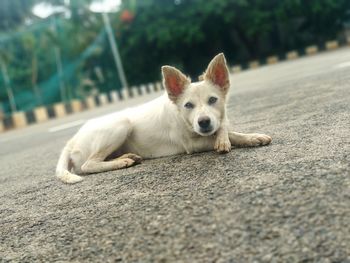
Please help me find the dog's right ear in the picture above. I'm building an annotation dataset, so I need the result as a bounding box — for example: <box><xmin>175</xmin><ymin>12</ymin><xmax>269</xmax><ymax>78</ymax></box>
<box><xmin>162</xmin><ymin>66</ymin><xmax>190</xmax><ymax>102</ymax></box>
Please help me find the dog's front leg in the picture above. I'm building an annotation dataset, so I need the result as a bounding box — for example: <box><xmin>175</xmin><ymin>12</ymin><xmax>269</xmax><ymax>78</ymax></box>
<box><xmin>229</xmin><ymin>131</ymin><xmax>272</xmax><ymax>147</ymax></box>
<box><xmin>214</xmin><ymin>120</ymin><xmax>231</xmax><ymax>153</ymax></box>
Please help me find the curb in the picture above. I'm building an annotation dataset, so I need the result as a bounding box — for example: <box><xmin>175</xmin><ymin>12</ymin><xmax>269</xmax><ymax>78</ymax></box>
<box><xmin>230</xmin><ymin>39</ymin><xmax>349</xmax><ymax>73</ymax></box>
<box><xmin>286</xmin><ymin>51</ymin><xmax>299</xmax><ymax>60</ymax></box>
<box><xmin>1</xmin><ymin>38</ymin><xmax>349</xmax><ymax>133</ymax></box>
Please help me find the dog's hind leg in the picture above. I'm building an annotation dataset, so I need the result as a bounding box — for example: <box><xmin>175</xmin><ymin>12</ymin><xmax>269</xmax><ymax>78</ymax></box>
<box><xmin>229</xmin><ymin>131</ymin><xmax>272</xmax><ymax>147</ymax></box>
<box><xmin>81</xmin><ymin>157</ymin><xmax>138</xmax><ymax>174</ymax></box>
<box><xmin>78</xmin><ymin>118</ymin><xmax>141</xmax><ymax>174</ymax></box>
<box><xmin>117</xmin><ymin>153</ymin><xmax>143</xmax><ymax>164</ymax></box>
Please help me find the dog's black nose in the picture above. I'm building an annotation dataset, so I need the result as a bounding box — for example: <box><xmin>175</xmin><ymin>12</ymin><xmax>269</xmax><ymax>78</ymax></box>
<box><xmin>198</xmin><ymin>117</ymin><xmax>211</xmax><ymax>129</ymax></box>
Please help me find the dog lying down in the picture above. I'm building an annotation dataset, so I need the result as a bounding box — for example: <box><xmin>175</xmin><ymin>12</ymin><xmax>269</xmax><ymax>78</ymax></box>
<box><xmin>56</xmin><ymin>53</ymin><xmax>272</xmax><ymax>184</ymax></box>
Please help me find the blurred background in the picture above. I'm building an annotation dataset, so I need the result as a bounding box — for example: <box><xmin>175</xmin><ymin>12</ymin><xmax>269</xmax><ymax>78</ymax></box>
<box><xmin>0</xmin><ymin>0</ymin><xmax>350</xmax><ymax>117</ymax></box>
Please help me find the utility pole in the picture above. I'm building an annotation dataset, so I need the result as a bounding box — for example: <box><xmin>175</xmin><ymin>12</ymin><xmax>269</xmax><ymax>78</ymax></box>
<box><xmin>51</xmin><ymin>16</ymin><xmax>66</xmax><ymax>102</ymax></box>
<box><xmin>102</xmin><ymin>12</ymin><xmax>128</xmax><ymax>89</ymax></box>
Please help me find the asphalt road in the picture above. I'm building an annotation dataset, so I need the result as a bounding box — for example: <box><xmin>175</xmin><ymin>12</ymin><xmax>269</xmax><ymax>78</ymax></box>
<box><xmin>1</xmin><ymin>48</ymin><xmax>350</xmax><ymax>262</ymax></box>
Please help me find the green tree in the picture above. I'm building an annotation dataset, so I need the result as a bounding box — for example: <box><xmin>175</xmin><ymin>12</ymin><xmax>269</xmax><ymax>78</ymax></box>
<box><xmin>1</xmin><ymin>0</ymin><xmax>350</xmax><ymax>114</ymax></box>
<box><xmin>0</xmin><ymin>0</ymin><xmax>38</xmax><ymax>30</ymax></box>
<box><xmin>116</xmin><ymin>0</ymin><xmax>350</xmax><ymax>84</ymax></box>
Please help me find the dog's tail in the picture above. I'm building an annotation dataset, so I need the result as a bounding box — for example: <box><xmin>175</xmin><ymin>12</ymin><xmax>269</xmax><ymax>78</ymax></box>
<box><xmin>56</xmin><ymin>143</ymin><xmax>83</xmax><ymax>184</ymax></box>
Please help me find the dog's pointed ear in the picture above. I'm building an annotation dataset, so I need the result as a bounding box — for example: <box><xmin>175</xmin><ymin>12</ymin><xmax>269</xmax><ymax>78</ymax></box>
<box><xmin>162</xmin><ymin>66</ymin><xmax>190</xmax><ymax>102</ymax></box>
<box><xmin>204</xmin><ymin>53</ymin><xmax>230</xmax><ymax>93</ymax></box>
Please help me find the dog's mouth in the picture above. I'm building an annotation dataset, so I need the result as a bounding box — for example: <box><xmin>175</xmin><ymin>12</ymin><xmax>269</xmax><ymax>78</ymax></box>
<box><xmin>197</xmin><ymin>126</ymin><xmax>215</xmax><ymax>136</ymax></box>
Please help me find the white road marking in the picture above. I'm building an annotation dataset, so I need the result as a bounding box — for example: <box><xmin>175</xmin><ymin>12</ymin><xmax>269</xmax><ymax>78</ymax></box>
<box><xmin>334</xmin><ymin>61</ymin><xmax>350</xmax><ymax>69</ymax></box>
<box><xmin>49</xmin><ymin>119</ymin><xmax>85</xmax><ymax>133</ymax></box>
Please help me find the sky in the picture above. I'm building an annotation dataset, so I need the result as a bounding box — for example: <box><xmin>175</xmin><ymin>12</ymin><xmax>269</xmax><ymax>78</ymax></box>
<box><xmin>32</xmin><ymin>0</ymin><xmax>121</xmax><ymax>18</ymax></box>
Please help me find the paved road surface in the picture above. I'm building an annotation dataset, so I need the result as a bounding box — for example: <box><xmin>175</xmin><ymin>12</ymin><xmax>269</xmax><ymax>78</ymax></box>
<box><xmin>1</xmin><ymin>48</ymin><xmax>350</xmax><ymax>262</ymax></box>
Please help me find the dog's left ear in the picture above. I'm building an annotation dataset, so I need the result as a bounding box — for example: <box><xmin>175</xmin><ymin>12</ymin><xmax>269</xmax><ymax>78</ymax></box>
<box><xmin>162</xmin><ymin>66</ymin><xmax>190</xmax><ymax>102</ymax></box>
<box><xmin>204</xmin><ymin>53</ymin><xmax>230</xmax><ymax>93</ymax></box>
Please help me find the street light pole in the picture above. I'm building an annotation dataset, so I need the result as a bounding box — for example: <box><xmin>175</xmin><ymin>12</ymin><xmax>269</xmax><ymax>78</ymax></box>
<box><xmin>51</xmin><ymin>16</ymin><xmax>66</xmax><ymax>102</ymax></box>
<box><xmin>102</xmin><ymin>12</ymin><xmax>128</xmax><ymax>89</ymax></box>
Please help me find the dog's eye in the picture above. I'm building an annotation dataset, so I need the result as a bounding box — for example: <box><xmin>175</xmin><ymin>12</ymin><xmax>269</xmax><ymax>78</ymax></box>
<box><xmin>184</xmin><ymin>102</ymin><xmax>194</xmax><ymax>109</ymax></box>
<box><xmin>208</xmin><ymin>97</ymin><xmax>218</xmax><ymax>105</ymax></box>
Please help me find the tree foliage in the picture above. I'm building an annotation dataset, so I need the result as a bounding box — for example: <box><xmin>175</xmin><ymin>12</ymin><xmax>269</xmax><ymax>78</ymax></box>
<box><xmin>0</xmin><ymin>0</ymin><xmax>39</xmax><ymax>30</ymax></box>
<box><xmin>0</xmin><ymin>0</ymin><xmax>349</xmax><ymax>113</ymax></box>
<box><xmin>116</xmin><ymin>0</ymin><xmax>350</xmax><ymax>83</ymax></box>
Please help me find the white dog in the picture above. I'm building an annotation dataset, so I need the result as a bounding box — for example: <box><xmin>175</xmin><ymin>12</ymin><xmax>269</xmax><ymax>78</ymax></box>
<box><xmin>56</xmin><ymin>53</ymin><xmax>272</xmax><ymax>184</ymax></box>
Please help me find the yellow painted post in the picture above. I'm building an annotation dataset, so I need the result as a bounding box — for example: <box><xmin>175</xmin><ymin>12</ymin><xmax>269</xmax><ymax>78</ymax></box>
<box><xmin>98</xmin><ymin>93</ymin><xmax>109</xmax><ymax>105</ymax></box>
<box><xmin>249</xmin><ymin>61</ymin><xmax>259</xmax><ymax>69</ymax></box>
<box><xmin>148</xmin><ymin>83</ymin><xmax>155</xmax><ymax>92</ymax></box>
<box><xmin>53</xmin><ymin>103</ymin><xmax>66</xmax><ymax>118</ymax></box>
<box><xmin>325</xmin><ymin>40</ymin><xmax>339</xmax><ymax>50</ymax></box>
<box><xmin>85</xmin><ymin>96</ymin><xmax>96</xmax><ymax>109</ymax></box>
<box><xmin>109</xmin><ymin>91</ymin><xmax>119</xmax><ymax>102</ymax></box>
<box><xmin>156</xmin><ymin>81</ymin><xmax>163</xmax><ymax>91</ymax></box>
<box><xmin>286</xmin><ymin>51</ymin><xmax>299</xmax><ymax>60</ymax></box>
<box><xmin>0</xmin><ymin>121</ymin><xmax>4</xmax><ymax>133</ymax></box>
<box><xmin>140</xmin><ymin>85</ymin><xmax>147</xmax><ymax>95</ymax></box>
<box><xmin>305</xmin><ymin>45</ymin><xmax>318</xmax><ymax>55</ymax></box>
<box><xmin>120</xmin><ymin>89</ymin><xmax>129</xmax><ymax>100</ymax></box>
<box><xmin>267</xmin><ymin>56</ymin><xmax>279</xmax><ymax>64</ymax></box>
<box><xmin>12</xmin><ymin>112</ymin><xmax>27</xmax><ymax>129</ymax></box>
<box><xmin>71</xmin><ymin>100</ymin><xmax>83</xmax><ymax>113</ymax></box>
<box><xmin>231</xmin><ymin>65</ymin><xmax>242</xmax><ymax>73</ymax></box>
<box><xmin>34</xmin><ymin>107</ymin><xmax>49</xmax><ymax>123</ymax></box>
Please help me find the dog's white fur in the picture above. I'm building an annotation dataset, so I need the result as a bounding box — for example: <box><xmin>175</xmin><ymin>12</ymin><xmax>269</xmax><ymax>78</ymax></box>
<box><xmin>56</xmin><ymin>53</ymin><xmax>272</xmax><ymax>184</ymax></box>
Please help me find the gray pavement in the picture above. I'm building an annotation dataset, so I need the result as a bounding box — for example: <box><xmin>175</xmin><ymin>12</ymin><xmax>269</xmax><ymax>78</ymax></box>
<box><xmin>1</xmin><ymin>48</ymin><xmax>350</xmax><ymax>262</ymax></box>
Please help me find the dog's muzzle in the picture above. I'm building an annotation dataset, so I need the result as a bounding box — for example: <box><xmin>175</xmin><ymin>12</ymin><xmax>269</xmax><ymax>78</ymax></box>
<box><xmin>197</xmin><ymin>116</ymin><xmax>214</xmax><ymax>135</ymax></box>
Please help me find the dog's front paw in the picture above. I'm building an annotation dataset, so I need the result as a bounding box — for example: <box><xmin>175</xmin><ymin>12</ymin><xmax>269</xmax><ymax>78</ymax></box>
<box><xmin>249</xmin><ymin>134</ymin><xmax>272</xmax><ymax>146</ymax></box>
<box><xmin>214</xmin><ymin>136</ymin><xmax>231</xmax><ymax>153</ymax></box>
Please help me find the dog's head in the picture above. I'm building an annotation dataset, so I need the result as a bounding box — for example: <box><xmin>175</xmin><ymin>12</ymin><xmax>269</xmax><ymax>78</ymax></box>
<box><xmin>162</xmin><ymin>53</ymin><xmax>230</xmax><ymax>136</ymax></box>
